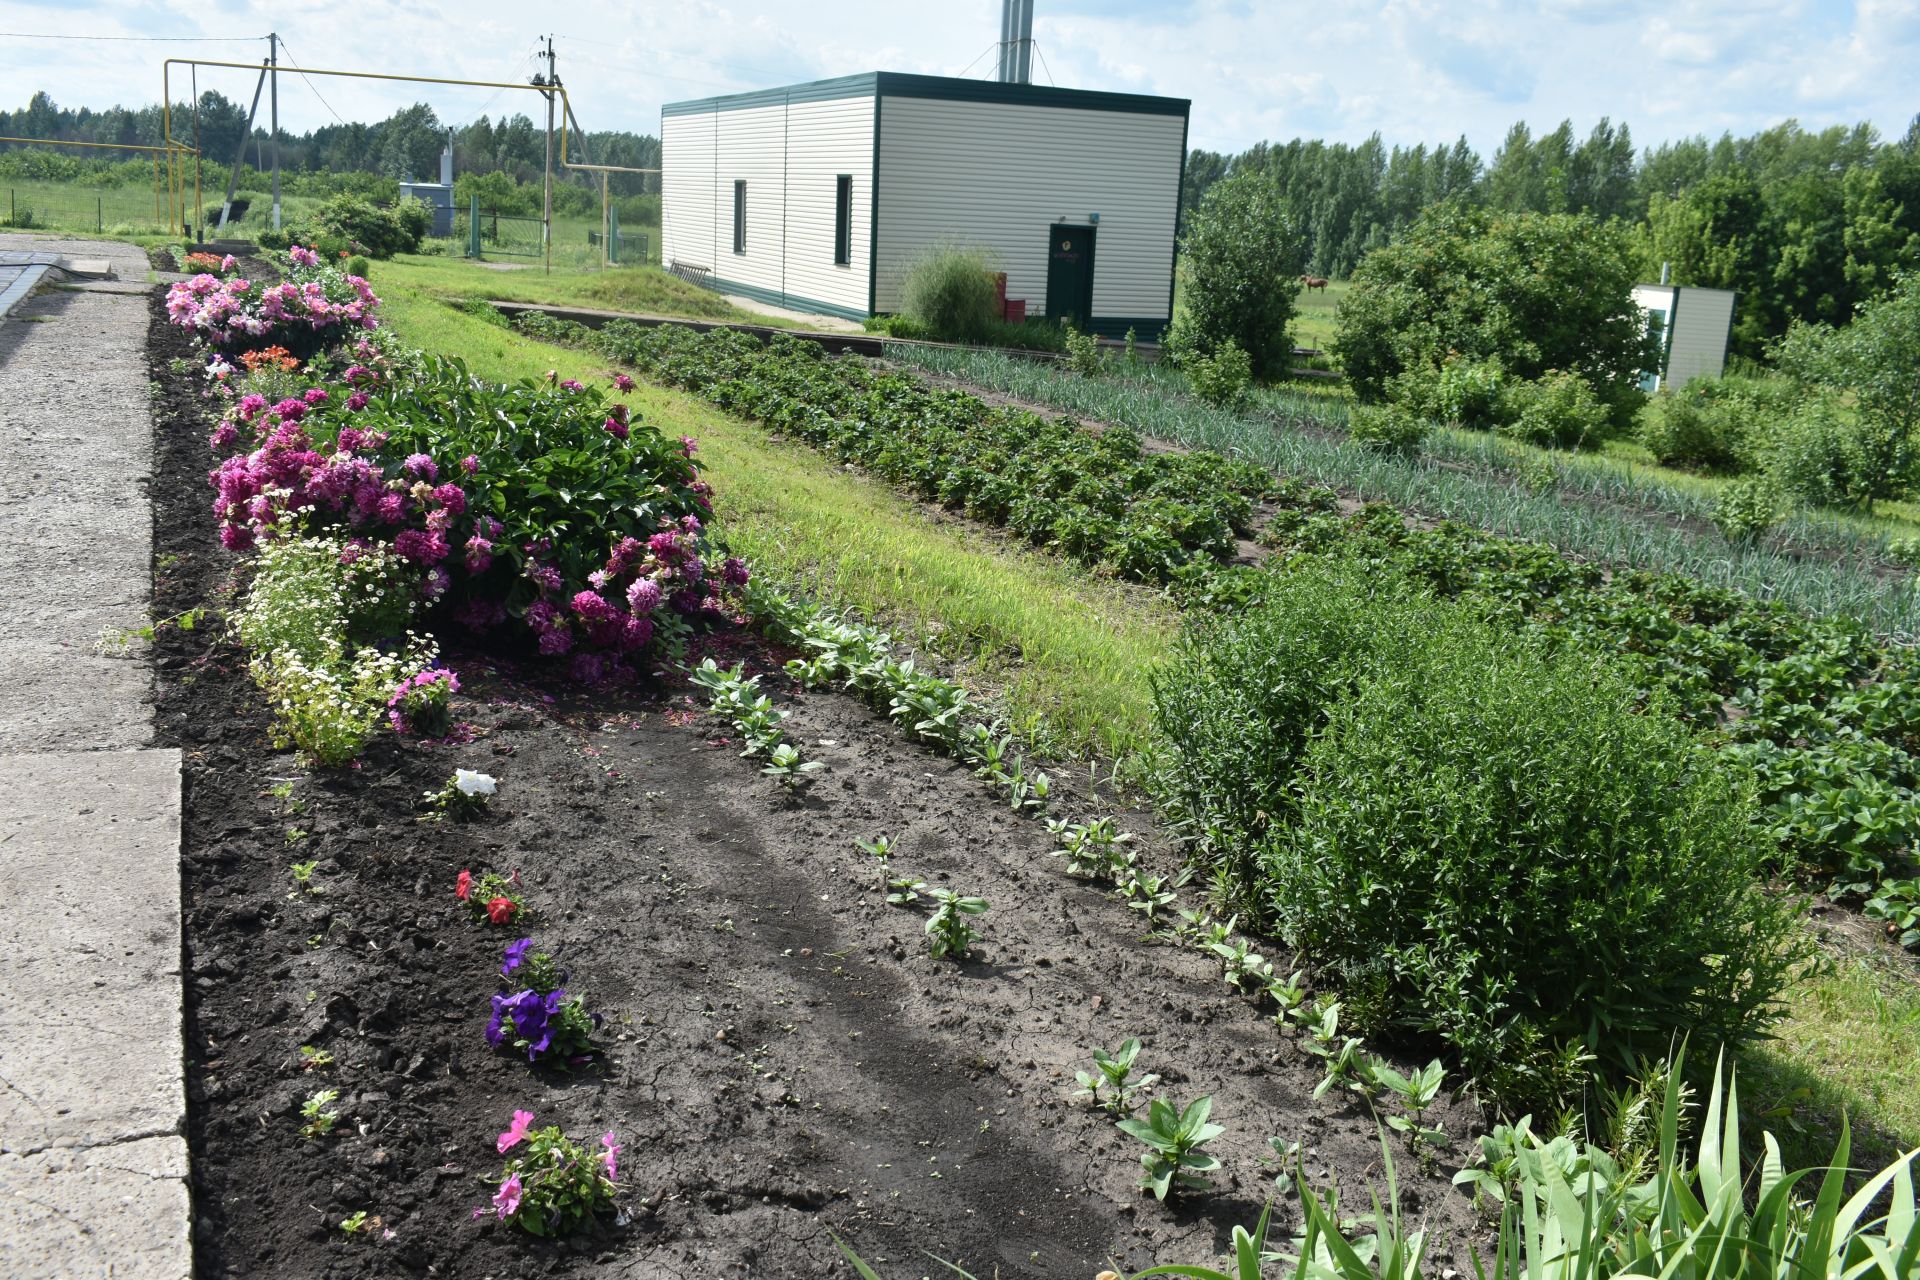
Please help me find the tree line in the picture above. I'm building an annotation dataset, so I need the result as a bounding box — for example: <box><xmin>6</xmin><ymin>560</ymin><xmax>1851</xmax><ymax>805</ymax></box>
<box><xmin>0</xmin><ymin>90</ymin><xmax>660</xmax><ymax>197</ymax></box>
<box><xmin>1185</xmin><ymin>116</ymin><xmax>1920</xmax><ymax>356</ymax></box>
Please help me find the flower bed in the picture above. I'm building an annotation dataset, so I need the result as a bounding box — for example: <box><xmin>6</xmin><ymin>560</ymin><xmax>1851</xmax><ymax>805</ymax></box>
<box><xmin>166</xmin><ymin>243</ymin><xmax>379</xmax><ymax>355</ymax></box>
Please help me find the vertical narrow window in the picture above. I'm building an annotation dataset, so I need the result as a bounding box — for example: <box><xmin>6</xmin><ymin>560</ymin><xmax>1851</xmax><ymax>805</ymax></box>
<box><xmin>732</xmin><ymin>180</ymin><xmax>747</xmax><ymax>254</ymax></box>
<box><xmin>833</xmin><ymin>174</ymin><xmax>852</xmax><ymax>266</ymax></box>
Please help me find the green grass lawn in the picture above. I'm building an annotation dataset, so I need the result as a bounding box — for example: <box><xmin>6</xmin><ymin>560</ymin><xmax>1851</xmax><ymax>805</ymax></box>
<box><xmin>373</xmin><ymin>257</ymin><xmax>1174</xmax><ymax>758</ymax></box>
<box><xmin>1</xmin><ymin>177</ymin><xmax>175</xmax><ymax>235</ymax></box>
<box><xmin>368</xmin><ymin>254</ymin><xmax>1920</xmax><ymax>1173</ymax></box>
<box><xmin>369</xmin><ymin>252</ymin><xmax>792</xmax><ymax>327</ymax></box>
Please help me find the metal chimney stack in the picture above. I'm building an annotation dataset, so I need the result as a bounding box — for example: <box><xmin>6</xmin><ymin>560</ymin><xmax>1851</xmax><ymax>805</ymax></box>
<box><xmin>440</xmin><ymin>127</ymin><xmax>454</xmax><ymax>187</ymax></box>
<box><xmin>997</xmin><ymin>0</ymin><xmax>1033</xmax><ymax>84</ymax></box>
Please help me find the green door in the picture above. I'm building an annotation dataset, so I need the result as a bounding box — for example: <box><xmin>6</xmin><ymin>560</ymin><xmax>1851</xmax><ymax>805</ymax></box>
<box><xmin>1045</xmin><ymin>224</ymin><xmax>1096</xmax><ymax>328</ymax></box>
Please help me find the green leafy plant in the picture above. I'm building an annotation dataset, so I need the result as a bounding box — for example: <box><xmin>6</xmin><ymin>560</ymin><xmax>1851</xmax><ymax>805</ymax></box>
<box><xmin>762</xmin><ymin>741</ymin><xmax>823</xmax><ymax>791</ymax></box>
<box><xmin>885</xmin><ymin>876</ymin><xmax>927</xmax><ymax>906</ymax></box>
<box><xmin>925</xmin><ymin>888</ymin><xmax>987</xmax><ymax>960</ymax></box>
<box><xmin>1074</xmin><ymin>1037</ymin><xmax>1160</xmax><ymax>1116</ymax></box>
<box><xmin>1184</xmin><ymin>341</ymin><xmax>1254</xmax><ymax>409</ymax></box>
<box><xmin>855</xmin><ymin>834</ymin><xmax>895</xmax><ymax>861</ymax></box>
<box><xmin>1711</xmin><ymin>473</ymin><xmax>1788</xmax><ymax>544</ymax></box>
<box><xmin>288</xmin><ymin>860</ymin><xmax>320</xmax><ymax>895</ymax></box>
<box><xmin>1048</xmin><ymin>816</ymin><xmax>1136</xmax><ymax>881</ymax></box>
<box><xmin>1065</xmin><ymin>325</ymin><xmax>1103</xmax><ymax>377</ymax></box>
<box><xmin>487</xmin><ymin>1116</ymin><xmax>619</xmax><ymax>1236</ymax></box>
<box><xmin>1116</xmin><ymin>1094</ymin><xmax>1224</xmax><ymax>1201</ymax></box>
<box><xmin>1169</xmin><ymin>168</ymin><xmax>1305</xmax><ymax>379</ymax></box>
<box><xmin>299</xmin><ymin>1088</ymin><xmax>341</xmax><ymax>1139</ymax></box>
<box><xmin>1865</xmin><ymin>877</ymin><xmax>1920</xmax><ymax>949</ymax></box>
<box><xmin>1120</xmin><ymin>869</ymin><xmax>1181</xmax><ymax>924</ymax></box>
<box><xmin>1372</xmin><ymin>1058</ymin><xmax>1448</xmax><ymax>1151</ymax></box>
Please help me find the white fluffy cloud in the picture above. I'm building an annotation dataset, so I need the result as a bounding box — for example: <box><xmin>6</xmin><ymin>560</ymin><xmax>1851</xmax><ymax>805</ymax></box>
<box><xmin>0</xmin><ymin>0</ymin><xmax>1912</xmax><ymax>154</ymax></box>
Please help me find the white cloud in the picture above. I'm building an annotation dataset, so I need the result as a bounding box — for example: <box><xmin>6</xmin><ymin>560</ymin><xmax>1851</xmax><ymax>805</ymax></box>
<box><xmin>0</xmin><ymin>0</ymin><xmax>1911</xmax><ymax>156</ymax></box>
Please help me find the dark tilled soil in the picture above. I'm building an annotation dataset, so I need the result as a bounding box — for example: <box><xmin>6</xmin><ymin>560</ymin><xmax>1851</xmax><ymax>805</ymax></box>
<box><xmin>148</xmin><ymin>291</ymin><xmax>1489</xmax><ymax>1279</ymax></box>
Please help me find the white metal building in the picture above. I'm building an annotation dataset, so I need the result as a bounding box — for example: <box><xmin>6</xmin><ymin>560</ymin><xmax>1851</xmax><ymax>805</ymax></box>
<box><xmin>1632</xmin><ymin>283</ymin><xmax>1738</xmax><ymax>392</ymax></box>
<box><xmin>660</xmin><ymin>72</ymin><xmax>1190</xmax><ymax>337</ymax></box>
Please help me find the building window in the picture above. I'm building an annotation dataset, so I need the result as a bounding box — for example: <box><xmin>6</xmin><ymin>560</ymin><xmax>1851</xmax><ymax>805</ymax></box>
<box><xmin>833</xmin><ymin>174</ymin><xmax>852</xmax><ymax>266</ymax></box>
<box><xmin>733</xmin><ymin>180</ymin><xmax>746</xmax><ymax>254</ymax></box>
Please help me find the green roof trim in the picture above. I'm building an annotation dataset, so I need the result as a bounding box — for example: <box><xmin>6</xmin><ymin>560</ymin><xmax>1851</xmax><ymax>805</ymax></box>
<box><xmin>664</xmin><ymin>71</ymin><xmax>1187</xmax><ymax>120</ymax></box>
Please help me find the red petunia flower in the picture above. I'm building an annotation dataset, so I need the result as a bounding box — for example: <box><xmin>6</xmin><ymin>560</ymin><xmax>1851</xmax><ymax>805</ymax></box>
<box><xmin>486</xmin><ymin>896</ymin><xmax>516</xmax><ymax>925</ymax></box>
<box><xmin>456</xmin><ymin>869</ymin><xmax>473</xmax><ymax>900</ymax></box>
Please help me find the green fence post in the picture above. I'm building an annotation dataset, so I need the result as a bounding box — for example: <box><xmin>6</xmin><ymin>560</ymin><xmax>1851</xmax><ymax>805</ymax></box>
<box><xmin>468</xmin><ymin>194</ymin><xmax>481</xmax><ymax>259</ymax></box>
<box><xmin>609</xmin><ymin>203</ymin><xmax>620</xmax><ymax>267</ymax></box>
<box><xmin>98</xmin><ymin>195</ymin><xmax>104</xmax><ymax>233</ymax></box>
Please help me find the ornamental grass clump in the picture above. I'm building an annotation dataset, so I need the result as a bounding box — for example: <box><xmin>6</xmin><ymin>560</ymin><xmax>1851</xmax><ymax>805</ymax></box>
<box><xmin>1151</xmin><ymin>556</ymin><xmax>1810</xmax><ymax>1107</ymax></box>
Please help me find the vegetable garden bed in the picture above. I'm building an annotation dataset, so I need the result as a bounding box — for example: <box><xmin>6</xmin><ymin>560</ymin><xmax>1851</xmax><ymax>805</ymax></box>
<box><xmin>148</xmin><ymin>266</ymin><xmax>1492</xmax><ymax>1277</ymax></box>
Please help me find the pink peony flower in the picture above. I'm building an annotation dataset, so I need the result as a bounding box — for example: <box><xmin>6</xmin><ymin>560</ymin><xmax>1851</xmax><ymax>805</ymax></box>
<box><xmin>626</xmin><ymin>578</ymin><xmax>663</xmax><ymax>615</ymax></box>
<box><xmin>461</xmin><ymin>454</ymin><xmax>479</xmax><ymax>474</ymax></box>
<box><xmin>402</xmin><ymin>453</ymin><xmax>438</xmax><ymax>481</ymax></box>
<box><xmin>602</xmin><ymin>416</ymin><xmax>629</xmax><ymax>441</ymax></box>
<box><xmin>613</xmin><ymin>374</ymin><xmax>634</xmax><ymax>391</ymax></box>
<box><xmin>537</xmin><ymin>627</ymin><xmax>574</xmax><ymax>657</ymax></box>
<box><xmin>346</xmin><ymin>391</ymin><xmax>369</xmax><ymax>412</ymax></box>
<box><xmin>572</xmin><ymin>590</ymin><xmax>615</xmax><ymax>623</ymax></box>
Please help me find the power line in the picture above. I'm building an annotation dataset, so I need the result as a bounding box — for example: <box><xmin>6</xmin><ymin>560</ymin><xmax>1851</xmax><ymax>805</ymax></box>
<box><xmin>272</xmin><ymin>39</ymin><xmax>349</xmax><ymax>128</ymax></box>
<box><xmin>0</xmin><ymin>30</ymin><xmax>268</xmax><ymax>42</ymax></box>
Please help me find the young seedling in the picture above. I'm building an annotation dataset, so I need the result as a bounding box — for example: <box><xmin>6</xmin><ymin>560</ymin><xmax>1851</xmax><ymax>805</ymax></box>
<box><xmin>1116</xmin><ymin>1094</ymin><xmax>1224</xmax><ymax>1201</ymax></box>
<box><xmin>300</xmin><ymin>1088</ymin><xmax>341</xmax><ymax>1139</ymax></box>
<box><xmin>885</xmin><ymin>876</ymin><xmax>926</xmax><ymax>905</ymax></box>
<box><xmin>1120</xmin><ymin>870</ymin><xmax>1180</xmax><ymax>924</ymax></box>
<box><xmin>288</xmin><ymin>860</ymin><xmax>320</xmax><ymax>896</ymax></box>
<box><xmin>297</xmin><ymin>1044</ymin><xmax>334</xmax><ymax>1071</ymax></box>
<box><xmin>961</xmin><ymin>726</ymin><xmax>1013</xmax><ymax>780</ymax></box>
<box><xmin>1073</xmin><ymin>1037</ymin><xmax>1160</xmax><ymax>1116</ymax></box>
<box><xmin>1375</xmin><ymin>1058</ymin><xmax>1449</xmax><ymax>1152</ymax></box>
<box><xmin>1210</xmin><ymin>936</ymin><xmax>1272</xmax><ymax>994</ymax></box>
<box><xmin>1298</xmin><ymin>1001</ymin><xmax>1377</xmax><ymax>1100</ymax></box>
<box><xmin>1265</xmin><ymin>968</ymin><xmax>1308</xmax><ymax>1023</ymax></box>
<box><xmin>855</xmin><ymin>834</ymin><xmax>894</xmax><ymax>861</ymax></box>
<box><xmin>1048</xmin><ymin>816</ymin><xmax>1136</xmax><ymax>882</ymax></box>
<box><xmin>762</xmin><ymin>742</ymin><xmax>823</xmax><ymax>791</ymax></box>
<box><xmin>925</xmin><ymin>889</ymin><xmax>987</xmax><ymax>960</ymax></box>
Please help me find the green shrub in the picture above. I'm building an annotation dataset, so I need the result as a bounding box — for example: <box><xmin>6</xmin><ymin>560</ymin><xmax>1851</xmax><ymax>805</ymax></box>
<box><xmin>1152</xmin><ymin>558</ymin><xmax>1806</xmax><ymax>1102</ymax></box>
<box><xmin>1183</xmin><ymin>341</ymin><xmax>1252</xmax><ymax>409</ymax></box>
<box><xmin>1346</xmin><ymin>402</ymin><xmax>1427</xmax><ymax>455</ymax></box>
<box><xmin>1169</xmin><ymin>170</ymin><xmax>1306</xmax><ymax>380</ymax></box>
<box><xmin>1765</xmin><ymin>394</ymin><xmax>1870</xmax><ymax>508</ymax></box>
<box><xmin>270</xmin><ymin>193</ymin><xmax>430</xmax><ymax>259</ymax></box>
<box><xmin>345</xmin><ymin>254</ymin><xmax>371</xmax><ymax>279</ymax></box>
<box><xmin>899</xmin><ymin>243</ymin><xmax>1003</xmax><ymax>344</ymax></box>
<box><xmin>1500</xmin><ymin>370</ymin><xmax>1612</xmax><ymax>449</ymax></box>
<box><xmin>1335</xmin><ymin>203</ymin><xmax>1656</xmax><ymax>435</ymax></box>
<box><xmin>1711</xmin><ymin>474</ymin><xmax>1788</xmax><ymax>544</ymax></box>
<box><xmin>1064</xmin><ymin>326</ymin><xmax>1102</xmax><ymax>376</ymax></box>
<box><xmin>1433</xmin><ymin>356</ymin><xmax>1509</xmax><ymax>429</ymax></box>
<box><xmin>867</xmin><ymin>310</ymin><xmax>1068</xmax><ymax>352</ymax></box>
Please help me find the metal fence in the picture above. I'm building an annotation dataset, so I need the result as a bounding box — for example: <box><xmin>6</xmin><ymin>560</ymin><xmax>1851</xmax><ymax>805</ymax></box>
<box><xmin>443</xmin><ymin>197</ymin><xmax>652</xmax><ymax>269</ymax></box>
<box><xmin>2</xmin><ymin>183</ymin><xmax>171</xmax><ymax>235</ymax></box>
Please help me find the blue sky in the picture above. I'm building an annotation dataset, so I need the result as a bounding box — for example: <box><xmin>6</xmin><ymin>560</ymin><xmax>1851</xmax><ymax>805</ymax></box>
<box><xmin>1</xmin><ymin>0</ymin><xmax>1914</xmax><ymax>155</ymax></box>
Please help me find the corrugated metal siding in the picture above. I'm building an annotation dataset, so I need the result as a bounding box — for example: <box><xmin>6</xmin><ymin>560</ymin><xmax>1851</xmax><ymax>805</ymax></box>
<box><xmin>661</xmin><ymin>110</ymin><xmax>716</xmax><ymax>272</ymax></box>
<box><xmin>711</xmin><ymin>104</ymin><xmax>788</xmax><ymax>298</ymax></box>
<box><xmin>659</xmin><ymin>96</ymin><xmax>874</xmax><ymax>317</ymax></box>
<box><xmin>777</xmin><ymin>96</ymin><xmax>874</xmax><ymax>315</ymax></box>
<box><xmin>1667</xmin><ymin>288</ymin><xmax>1735</xmax><ymax>391</ymax></box>
<box><xmin>873</xmin><ymin>96</ymin><xmax>1183</xmax><ymax>323</ymax></box>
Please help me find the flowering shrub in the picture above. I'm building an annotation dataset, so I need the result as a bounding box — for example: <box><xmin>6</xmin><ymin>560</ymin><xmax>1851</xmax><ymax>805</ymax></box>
<box><xmin>165</xmin><ymin>244</ymin><xmax>379</xmax><ymax>353</ymax></box>
<box><xmin>388</xmin><ymin>668</ymin><xmax>458</xmax><ymax>735</ymax></box>
<box><xmin>456</xmin><ymin>866</ymin><xmax>521</xmax><ymax>922</ymax></box>
<box><xmin>208</xmin><ymin>356</ymin><xmax>747</xmax><ymax>677</ymax></box>
<box><xmin>231</xmin><ymin>529</ymin><xmax>433</xmax><ymax>765</ymax></box>
<box><xmin>484</xmin><ymin>1113</ymin><xmax>618</xmax><ymax>1235</ymax></box>
<box><xmin>428</xmin><ymin>769</ymin><xmax>496</xmax><ymax>820</ymax></box>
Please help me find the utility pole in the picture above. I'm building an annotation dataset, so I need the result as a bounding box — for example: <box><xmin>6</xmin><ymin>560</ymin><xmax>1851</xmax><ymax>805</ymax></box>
<box><xmin>537</xmin><ymin>34</ymin><xmax>556</xmax><ymax>276</ymax></box>
<box><xmin>270</xmin><ymin>31</ymin><xmax>281</xmax><ymax>230</ymax></box>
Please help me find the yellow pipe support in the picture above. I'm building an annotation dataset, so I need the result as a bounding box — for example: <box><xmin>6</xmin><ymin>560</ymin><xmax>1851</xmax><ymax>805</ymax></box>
<box><xmin>163</xmin><ymin>57</ymin><xmax>586</xmax><ymax>247</ymax></box>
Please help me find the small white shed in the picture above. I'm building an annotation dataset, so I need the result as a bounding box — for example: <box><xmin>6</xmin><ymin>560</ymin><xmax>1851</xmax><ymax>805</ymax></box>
<box><xmin>1632</xmin><ymin>283</ymin><xmax>1738</xmax><ymax>393</ymax></box>
<box><xmin>660</xmin><ymin>72</ymin><xmax>1190</xmax><ymax>337</ymax></box>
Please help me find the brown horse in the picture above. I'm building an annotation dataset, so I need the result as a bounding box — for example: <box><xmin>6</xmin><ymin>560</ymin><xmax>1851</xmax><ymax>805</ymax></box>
<box><xmin>1299</xmin><ymin>275</ymin><xmax>1330</xmax><ymax>293</ymax></box>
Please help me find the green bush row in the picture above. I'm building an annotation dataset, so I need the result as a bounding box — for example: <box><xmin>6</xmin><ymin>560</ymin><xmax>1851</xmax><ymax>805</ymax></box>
<box><xmin>512</xmin><ymin>312</ymin><xmax>1270</xmax><ymax>585</ymax></box>
<box><xmin>256</xmin><ymin>191</ymin><xmax>431</xmax><ymax>259</ymax></box>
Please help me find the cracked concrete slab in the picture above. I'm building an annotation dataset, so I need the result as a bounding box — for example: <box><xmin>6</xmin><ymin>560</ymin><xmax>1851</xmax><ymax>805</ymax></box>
<box><xmin>0</xmin><ymin>234</ymin><xmax>156</xmax><ymax>754</ymax></box>
<box><xmin>0</xmin><ymin>234</ymin><xmax>189</xmax><ymax>1279</ymax></box>
<box><xmin>0</xmin><ymin>1137</ymin><xmax>190</xmax><ymax>1280</ymax></box>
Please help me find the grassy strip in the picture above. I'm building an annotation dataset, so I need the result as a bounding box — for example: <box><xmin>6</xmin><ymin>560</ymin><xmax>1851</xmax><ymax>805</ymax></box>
<box><xmin>896</xmin><ymin>345</ymin><xmax>1920</xmax><ymax>631</ymax></box>
<box><xmin>375</xmin><ymin>254</ymin><xmax>793</xmax><ymax>326</ymax></box>
<box><xmin>374</xmin><ymin>260</ymin><xmax>1170</xmax><ymax>759</ymax></box>
<box><xmin>375</xmin><ymin>263</ymin><xmax>1920</xmax><ymax>1173</ymax></box>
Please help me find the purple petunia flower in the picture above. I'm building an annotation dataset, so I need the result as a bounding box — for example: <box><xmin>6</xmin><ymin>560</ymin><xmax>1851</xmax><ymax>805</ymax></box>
<box><xmin>501</xmin><ymin>937</ymin><xmax>535</xmax><ymax>980</ymax></box>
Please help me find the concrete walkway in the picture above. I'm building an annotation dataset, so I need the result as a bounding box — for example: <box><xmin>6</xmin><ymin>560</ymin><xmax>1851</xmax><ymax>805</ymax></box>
<box><xmin>0</xmin><ymin>233</ymin><xmax>189</xmax><ymax>1279</ymax></box>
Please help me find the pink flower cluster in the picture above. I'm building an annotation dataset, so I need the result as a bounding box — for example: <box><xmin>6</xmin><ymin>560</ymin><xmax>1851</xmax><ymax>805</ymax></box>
<box><xmin>513</xmin><ymin>515</ymin><xmax>750</xmax><ymax>682</ymax></box>
<box><xmin>164</xmin><ymin>244</ymin><xmax>379</xmax><ymax>346</ymax></box>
